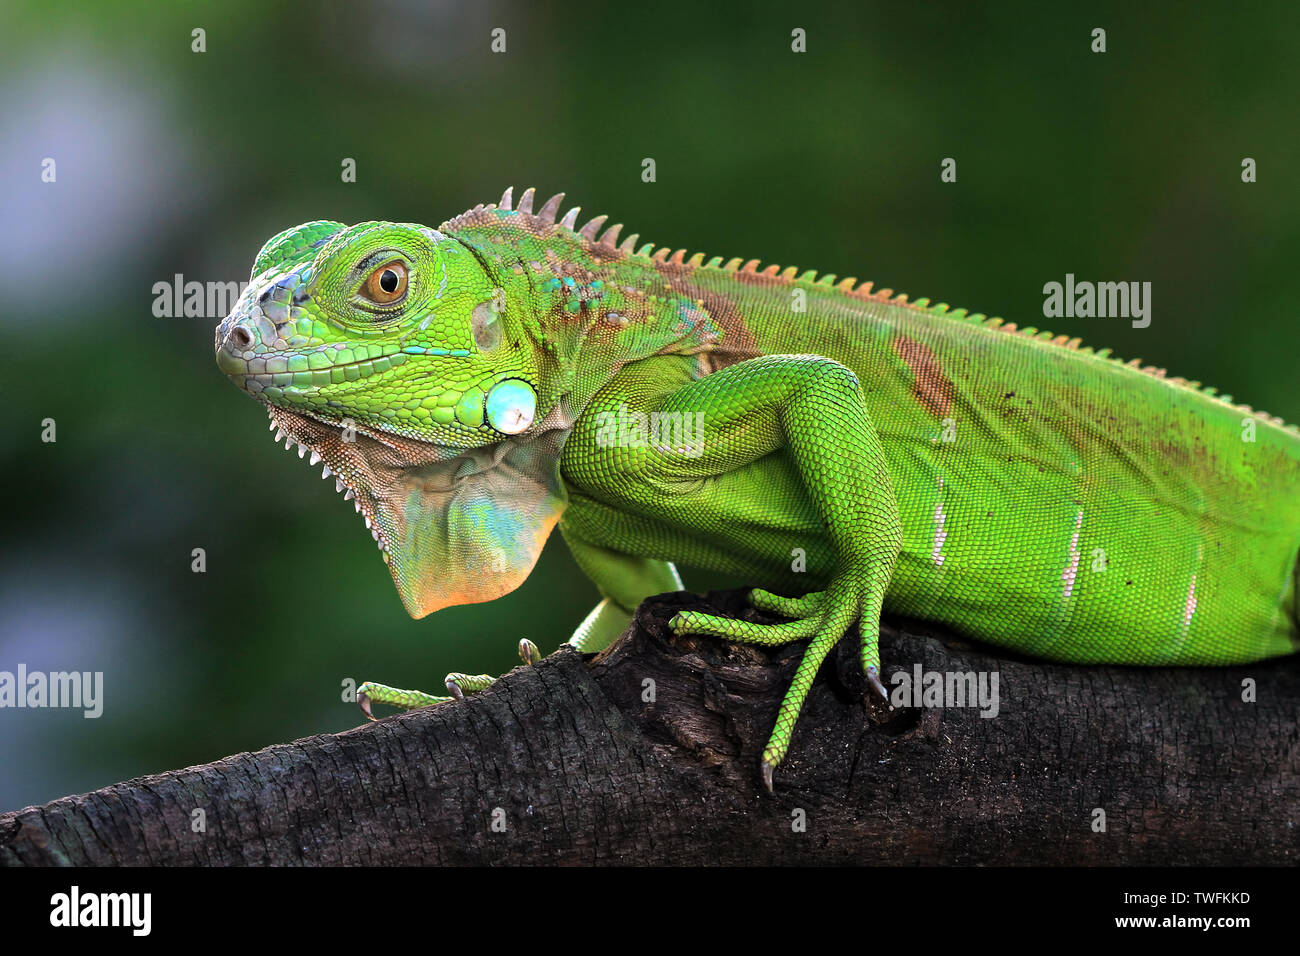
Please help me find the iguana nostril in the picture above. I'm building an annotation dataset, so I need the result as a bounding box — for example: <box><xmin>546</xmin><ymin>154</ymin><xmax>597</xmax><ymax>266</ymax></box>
<box><xmin>227</xmin><ymin>326</ymin><xmax>253</xmax><ymax>350</ymax></box>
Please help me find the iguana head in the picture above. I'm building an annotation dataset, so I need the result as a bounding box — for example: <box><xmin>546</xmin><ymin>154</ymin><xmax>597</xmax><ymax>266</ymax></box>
<box><xmin>214</xmin><ymin>216</ymin><xmax>570</xmax><ymax>618</ymax></box>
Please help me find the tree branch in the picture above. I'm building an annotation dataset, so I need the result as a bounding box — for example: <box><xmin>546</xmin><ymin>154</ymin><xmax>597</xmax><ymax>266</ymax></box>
<box><xmin>2</xmin><ymin>589</ymin><xmax>1296</xmax><ymax>865</ymax></box>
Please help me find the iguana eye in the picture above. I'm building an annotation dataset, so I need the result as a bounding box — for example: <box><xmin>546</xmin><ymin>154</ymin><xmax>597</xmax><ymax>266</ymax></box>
<box><xmin>362</xmin><ymin>261</ymin><xmax>408</xmax><ymax>304</ymax></box>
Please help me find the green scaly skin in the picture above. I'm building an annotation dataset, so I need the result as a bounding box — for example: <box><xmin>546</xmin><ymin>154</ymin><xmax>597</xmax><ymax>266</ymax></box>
<box><xmin>216</xmin><ymin>187</ymin><xmax>1300</xmax><ymax>790</ymax></box>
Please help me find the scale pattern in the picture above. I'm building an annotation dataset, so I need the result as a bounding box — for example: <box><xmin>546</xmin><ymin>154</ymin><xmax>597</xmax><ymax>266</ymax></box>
<box><xmin>216</xmin><ymin>187</ymin><xmax>1300</xmax><ymax>785</ymax></box>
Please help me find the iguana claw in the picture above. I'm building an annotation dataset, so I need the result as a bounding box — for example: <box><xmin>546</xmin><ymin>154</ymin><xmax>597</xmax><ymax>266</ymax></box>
<box><xmin>866</xmin><ymin>665</ymin><xmax>887</xmax><ymax>698</ymax></box>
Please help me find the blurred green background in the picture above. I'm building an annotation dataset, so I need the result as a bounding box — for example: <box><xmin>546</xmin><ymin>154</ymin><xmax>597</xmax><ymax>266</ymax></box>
<box><xmin>1</xmin><ymin>1</ymin><xmax>1296</xmax><ymax>811</ymax></box>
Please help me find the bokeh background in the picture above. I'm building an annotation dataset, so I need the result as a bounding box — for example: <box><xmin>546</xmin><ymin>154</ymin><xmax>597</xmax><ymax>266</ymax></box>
<box><xmin>1</xmin><ymin>1</ymin><xmax>1296</xmax><ymax>812</ymax></box>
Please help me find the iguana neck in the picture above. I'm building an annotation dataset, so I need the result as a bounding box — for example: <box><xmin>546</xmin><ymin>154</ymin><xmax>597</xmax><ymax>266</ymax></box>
<box><xmin>444</xmin><ymin>220</ymin><xmax>741</xmax><ymax>425</ymax></box>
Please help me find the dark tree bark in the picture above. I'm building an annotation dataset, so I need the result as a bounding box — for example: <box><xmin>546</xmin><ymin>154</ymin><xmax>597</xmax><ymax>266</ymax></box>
<box><xmin>2</xmin><ymin>589</ymin><xmax>1296</xmax><ymax>865</ymax></box>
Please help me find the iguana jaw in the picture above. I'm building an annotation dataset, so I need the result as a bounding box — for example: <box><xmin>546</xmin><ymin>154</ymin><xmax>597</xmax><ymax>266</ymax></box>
<box><xmin>262</xmin><ymin>400</ymin><xmax>572</xmax><ymax>618</ymax></box>
<box><xmin>262</xmin><ymin>403</ymin><xmax>427</xmax><ymax>560</ymax></box>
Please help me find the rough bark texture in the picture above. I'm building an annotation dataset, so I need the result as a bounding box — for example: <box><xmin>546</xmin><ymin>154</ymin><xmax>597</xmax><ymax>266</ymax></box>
<box><xmin>1</xmin><ymin>588</ymin><xmax>1296</xmax><ymax>865</ymax></box>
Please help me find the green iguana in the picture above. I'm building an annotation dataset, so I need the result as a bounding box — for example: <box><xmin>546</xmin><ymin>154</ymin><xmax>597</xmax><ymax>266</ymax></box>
<box><xmin>215</xmin><ymin>187</ymin><xmax>1300</xmax><ymax>789</ymax></box>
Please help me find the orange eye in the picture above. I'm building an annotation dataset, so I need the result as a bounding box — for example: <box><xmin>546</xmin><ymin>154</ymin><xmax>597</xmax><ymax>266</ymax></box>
<box><xmin>363</xmin><ymin>261</ymin><xmax>408</xmax><ymax>303</ymax></box>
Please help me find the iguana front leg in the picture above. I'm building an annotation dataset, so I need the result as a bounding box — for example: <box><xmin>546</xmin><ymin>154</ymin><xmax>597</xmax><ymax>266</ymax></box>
<box><xmin>569</xmin><ymin>354</ymin><xmax>903</xmax><ymax>790</ymax></box>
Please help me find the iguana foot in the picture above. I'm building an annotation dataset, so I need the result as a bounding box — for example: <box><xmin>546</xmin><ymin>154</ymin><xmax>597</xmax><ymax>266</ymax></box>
<box><xmin>443</xmin><ymin>673</ymin><xmax>495</xmax><ymax>700</ymax></box>
<box><xmin>746</xmin><ymin>587</ymin><xmax>888</xmax><ymax>697</ymax></box>
<box><xmin>670</xmin><ymin>575</ymin><xmax>888</xmax><ymax>790</ymax></box>
<box><xmin>357</xmin><ymin>640</ymin><xmax>542</xmax><ymax>718</ymax></box>
<box><xmin>356</xmin><ymin>683</ymin><xmax>452</xmax><ymax>720</ymax></box>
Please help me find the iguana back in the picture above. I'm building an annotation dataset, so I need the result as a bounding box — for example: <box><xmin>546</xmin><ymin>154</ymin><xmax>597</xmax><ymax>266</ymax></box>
<box><xmin>675</xmin><ymin>265</ymin><xmax>1300</xmax><ymax>664</ymax></box>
